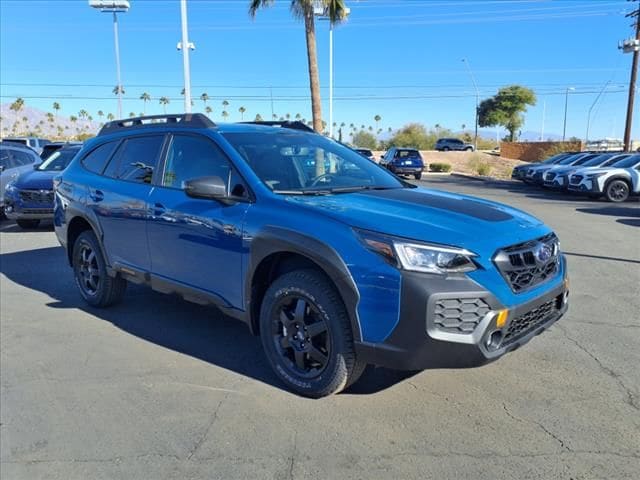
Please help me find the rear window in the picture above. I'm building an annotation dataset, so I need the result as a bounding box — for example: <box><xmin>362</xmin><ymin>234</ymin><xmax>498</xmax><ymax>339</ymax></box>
<box><xmin>81</xmin><ymin>141</ymin><xmax>120</xmax><ymax>174</ymax></box>
<box><xmin>3</xmin><ymin>139</ymin><xmax>28</xmax><ymax>146</ymax></box>
<box><xmin>396</xmin><ymin>150</ymin><xmax>421</xmax><ymax>159</ymax></box>
<box><xmin>104</xmin><ymin>135</ymin><xmax>164</xmax><ymax>184</ymax></box>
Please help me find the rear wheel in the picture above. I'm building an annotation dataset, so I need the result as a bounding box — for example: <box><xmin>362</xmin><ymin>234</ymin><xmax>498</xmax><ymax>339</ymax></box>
<box><xmin>604</xmin><ymin>179</ymin><xmax>630</xmax><ymax>203</ymax></box>
<box><xmin>259</xmin><ymin>269</ymin><xmax>365</xmax><ymax>397</ymax></box>
<box><xmin>16</xmin><ymin>219</ymin><xmax>40</xmax><ymax>229</ymax></box>
<box><xmin>72</xmin><ymin>230</ymin><xmax>127</xmax><ymax>307</ymax></box>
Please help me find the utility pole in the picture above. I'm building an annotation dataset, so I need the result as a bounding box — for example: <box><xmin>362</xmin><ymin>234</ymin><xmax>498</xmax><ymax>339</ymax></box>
<box><xmin>540</xmin><ymin>99</ymin><xmax>546</xmax><ymax>141</ymax></box>
<box><xmin>180</xmin><ymin>0</ymin><xmax>192</xmax><ymax>113</ymax></box>
<box><xmin>462</xmin><ymin>58</ymin><xmax>480</xmax><ymax>150</ymax></box>
<box><xmin>622</xmin><ymin>4</ymin><xmax>640</xmax><ymax>151</ymax></box>
<box><xmin>562</xmin><ymin>87</ymin><xmax>574</xmax><ymax>141</ymax></box>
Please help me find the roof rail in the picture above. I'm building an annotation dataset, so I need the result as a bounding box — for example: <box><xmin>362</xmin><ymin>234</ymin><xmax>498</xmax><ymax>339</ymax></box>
<box><xmin>238</xmin><ymin>121</ymin><xmax>316</xmax><ymax>133</ymax></box>
<box><xmin>98</xmin><ymin>113</ymin><xmax>215</xmax><ymax>136</ymax></box>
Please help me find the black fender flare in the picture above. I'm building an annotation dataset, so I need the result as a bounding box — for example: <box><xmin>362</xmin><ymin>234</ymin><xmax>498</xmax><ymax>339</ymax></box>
<box><xmin>64</xmin><ymin>204</ymin><xmax>109</xmax><ymax>269</ymax></box>
<box><xmin>245</xmin><ymin>226</ymin><xmax>362</xmax><ymax>342</ymax></box>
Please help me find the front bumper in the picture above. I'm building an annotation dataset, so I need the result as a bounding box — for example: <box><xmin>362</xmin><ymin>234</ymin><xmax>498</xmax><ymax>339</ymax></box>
<box><xmin>543</xmin><ymin>176</ymin><xmax>568</xmax><ymax>189</ymax></box>
<box><xmin>568</xmin><ymin>178</ymin><xmax>600</xmax><ymax>194</ymax></box>
<box><xmin>4</xmin><ymin>202</ymin><xmax>54</xmax><ymax>220</ymax></box>
<box><xmin>355</xmin><ymin>265</ymin><xmax>568</xmax><ymax>370</ymax></box>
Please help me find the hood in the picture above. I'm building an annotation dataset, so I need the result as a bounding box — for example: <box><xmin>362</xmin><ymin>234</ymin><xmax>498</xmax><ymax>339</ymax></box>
<box><xmin>547</xmin><ymin>165</ymin><xmax>586</xmax><ymax>176</ymax></box>
<box><xmin>285</xmin><ymin>187</ymin><xmax>550</xmax><ymax>259</ymax></box>
<box><xmin>573</xmin><ymin>167</ymin><xmax>625</xmax><ymax>176</ymax></box>
<box><xmin>13</xmin><ymin>169</ymin><xmax>57</xmax><ymax>190</ymax></box>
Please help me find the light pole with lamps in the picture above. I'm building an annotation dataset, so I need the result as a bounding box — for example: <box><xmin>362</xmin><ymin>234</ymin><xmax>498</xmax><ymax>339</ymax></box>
<box><xmin>315</xmin><ymin>4</ymin><xmax>350</xmax><ymax>138</ymax></box>
<box><xmin>562</xmin><ymin>86</ymin><xmax>575</xmax><ymax>141</ymax></box>
<box><xmin>461</xmin><ymin>58</ymin><xmax>479</xmax><ymax>151</ymax></box>
<box><xmin>177</xmin><ymin>0</ymin><xmax>194</xmax><ymax>113</ymax></box>
<box><xmin>89</xmin><ymin>0</ymin><xmax>130</xmax><ymax>120</ymax></box>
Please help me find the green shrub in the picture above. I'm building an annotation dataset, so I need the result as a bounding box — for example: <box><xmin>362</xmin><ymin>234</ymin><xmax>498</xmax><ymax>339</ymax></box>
<box><xmin>430</xmin><ymin>162</ymin><xmax>452</xmax><ymax>172</ymax></box>
<box><xmin>467</xmin><ymin>153</ymin><xmax>491</xmax><ymax>176</ymax></box>
<box><xmin>477</xmin><ymin>163</ymin><xmax>491</xmax><ymax>176</ymax></box>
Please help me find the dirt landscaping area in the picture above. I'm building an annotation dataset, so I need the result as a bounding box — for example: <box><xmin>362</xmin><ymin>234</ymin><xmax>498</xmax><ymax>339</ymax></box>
<box><xmin>374</xmin><ymin>150</ymin><xmax>527</xmax><ymax>179</ymax></box>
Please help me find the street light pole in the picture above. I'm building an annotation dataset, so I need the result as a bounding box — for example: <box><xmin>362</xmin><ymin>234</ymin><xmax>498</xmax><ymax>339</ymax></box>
<box><xmin>462</xmin><ymin>58</ymin><xmax>479</xmax><ymax>151</ymax></box>
<box><xmin>562</xmin><ymin>86</ymin><xmax>574</xmax><ymax>141</ymax></box>
<box><xmin>89</xmin><ymin>1</ymin><xmax>129</xmax><ymax>120</ymax></box>
<box><xmin>180</xmin><ymin>0</ymin><xmax>192</xmax><ymax>113</ymax></box>
<box><xmin>112</xmin><ymin>12</ymin><xmax>123</xmax><ymax>119</ymax></box>
<box><xmin>329</xmin><ymin>22</ymin><xmax>333</xmax><ymax>138</ymax></box>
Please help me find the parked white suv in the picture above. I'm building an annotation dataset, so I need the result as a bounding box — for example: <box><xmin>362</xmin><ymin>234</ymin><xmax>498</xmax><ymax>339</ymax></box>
<box><xmin>568</xmin><ymin>154</ymin><xmax>640</xmax><ymax>202</ymax></box>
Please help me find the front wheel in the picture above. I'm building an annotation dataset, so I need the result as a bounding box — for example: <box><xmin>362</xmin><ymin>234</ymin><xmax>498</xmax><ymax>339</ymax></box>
<box><xmin>259</xmin><ymin>269</ymin><xmax>365</xmax><ymax>398</ymax></box>
<box><xmin>604</xmin><ymin>179</ymin><xmax>630</xmax><ymax>203</ymax></box>
<box><xmin>16</xmin><ymin>219</ymin><xmax>40</xmax><ymax>229</ymax></box>
<box><xmin>72</xmin><ymin>230</ymin><xmax>127</xmax><ymax>307</ymax></box>
<box><xmin>414</xmin><ymin>172</ymin><xmax>422</xmax><ymax>180</ymax></box>
<box><xmin>442</xmin><ymin>147</ymin><xmax>450</xmax><ymax>152</ymax></box>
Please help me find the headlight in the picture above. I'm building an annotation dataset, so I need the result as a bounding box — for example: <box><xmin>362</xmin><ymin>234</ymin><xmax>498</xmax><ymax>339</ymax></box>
<box><xmin>356</xmin><ymin>229</ymin><xmax>477</xmax><ymax>274</ymax></box>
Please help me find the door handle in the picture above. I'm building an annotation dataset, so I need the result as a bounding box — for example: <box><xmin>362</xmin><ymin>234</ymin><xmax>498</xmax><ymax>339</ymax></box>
<box><xmin>89</xmin><ymin>189</ymin><xmax>104</xmax><ymax>202</ymax></box>
<box><xmin>153</xmin><ymin>203</ymin><xmax>166</xmax><ymax>216</ymax></box>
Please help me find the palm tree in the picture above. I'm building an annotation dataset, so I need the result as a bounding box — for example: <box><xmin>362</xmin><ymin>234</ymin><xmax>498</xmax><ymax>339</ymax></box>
<box><xmin>159</xmin><ymin>97</ymin><xmax>170</xmax><ymax>114</ymax></box>
<box><xmin>222</xmin><ymin>110</ymin><xmax>229</xmax><ymax>121</ymax></box>
<box><xmin>461</xmin><ymin>123</ymin><xmax>466</xmax><ymax>131</ymax></box>
<box><xmin>255</xmin><ymin>113</ymin><xmax>263</xmax><ymax>121</ymax></box>
<box><xmin>129</xmin><ymin>112</ymin><xmax>136</xmax><ymax>118</ymax></box>
<box><xmin>272</xmin><ymin>113</ymin><xmax>278</xmax><ymax>120</ymax></box>
<box><xmin>46</xmin><ymin>112</ymin><xmax>54</xmax><ymax>123</ymax></box>
<box><xmin>10</xmin><ymin>98</ymin><xmax>24</xmax><ymax>114</ymax></box>
<box><xmin>200</xmin><ymin>93</ymin><xmax>209</xmax><ymax>110</ymax></box>
<box><xmin>78</xmin><ymin>109</ymin><xmax>88</xmax><ymax>121</ymax></box>
<box><xmin>70</xmin><ymin>115</ymin><xmax>78</xmax><ymax>123</ymax></box>
<box><xmin>249</xmin><ymin>0</ymin><xmax>348</xmax><ymax>133</ymax></box>
<box><xmin>239</xmin><ymin>106</ymin><xmax>246</xmax><ymax>120</ymax></box>
<box><xmin>107</xmin><ymin>113</ymin><xmax>115</xmax><ymax>121</ymax></box>
<box><xmin>180</xmin><ymin>88</ymin><xmax>185</xmax><ymax>96</ymax></box>
<box><xmin>140</xmin><ymin>92</ymin><xmax>151</xmax><ymax>114</ymax></box>
<box><xmin>285</xmin><ymin>113</ymin><xmax>291</xmax><ymax>120</ymax></box>
<box><xmin>97</xmin><ymin>110</ymin><xmax>104</xmax><ymax>121</ymax></box>
<box><xmin>295</xmin><ymin>113</ymin><xmax>302</xmax><ymax>120</ymax></box>
<box><xmin>205</xmin><ymin>106</ymin><xmax>213</xmax><ymax>115</ymax></box>
<box><xmin>53</xmin><ymin>102</ymin><xmax>61</xmax><ymax>119</ymax></box>
<box><xmin>222</xmin><ymin>99</ymin><xmax>229</xmax><ymax>111</ymax></box>
<box><xmin>374</xmin><ymin>114</ymin><xmax>381</xmax><ymax>129</ymax></box>
<box><xmin>113</xmin><ymin>85</ymin><xmax>125</xmax><ymax>95</ymax></box>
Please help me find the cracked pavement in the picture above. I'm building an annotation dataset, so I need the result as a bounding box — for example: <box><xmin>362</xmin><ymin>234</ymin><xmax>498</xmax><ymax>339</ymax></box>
<box><xmin>1</xmin><ymin>177</ymin><xmax>639</xmax><ymax>479</ymax></box>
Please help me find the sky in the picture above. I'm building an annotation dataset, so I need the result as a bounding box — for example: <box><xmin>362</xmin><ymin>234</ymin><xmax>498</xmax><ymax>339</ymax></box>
<box><xmin>1</xmin><ymin>0</ymin><xmax>638</xmax><ymax>140</ymax></box>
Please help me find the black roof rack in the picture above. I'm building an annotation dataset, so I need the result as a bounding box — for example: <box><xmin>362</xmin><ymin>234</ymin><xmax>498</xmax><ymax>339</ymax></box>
<box><xmin>98</xmin><ymin>113</ymin><xmax>215</xmax><ymax>136</ymax></box>
<box><xmin>238</xmin><ymin>121</ymin><xmax>316</xmax><ymax>133</ymax></box>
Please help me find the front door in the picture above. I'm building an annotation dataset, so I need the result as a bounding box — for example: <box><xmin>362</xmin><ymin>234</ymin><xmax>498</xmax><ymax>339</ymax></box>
<box><xmin>146</xmin><ymin>133</ymin><xmax>250</xmax><ymax>309</ymax></box>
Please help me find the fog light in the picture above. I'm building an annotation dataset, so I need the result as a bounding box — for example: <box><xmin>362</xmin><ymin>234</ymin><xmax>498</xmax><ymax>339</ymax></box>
<box><xmin>486</xmin><ymin>330</ymin><xmax>503</xmax><ymax>350</ymax></box>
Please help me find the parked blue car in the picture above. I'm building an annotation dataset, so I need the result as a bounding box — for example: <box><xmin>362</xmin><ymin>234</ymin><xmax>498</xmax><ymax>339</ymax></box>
<box><xmin>5</xmin><ymin>145</ymin><xmax>81</xmax><ymax>228</ymax></box>
<box><xmin>54</xmin><ymin>114</ymin><xmax>569</xmax><ymax>397</ymax></box>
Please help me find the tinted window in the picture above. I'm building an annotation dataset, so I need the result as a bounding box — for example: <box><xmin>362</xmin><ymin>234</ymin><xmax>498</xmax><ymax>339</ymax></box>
<box><xmin>3</xmin><ymin>139</ymin><xmax>28</xmax><ymax>146</ymax></box>
<box><xmin>0</xmin><ymin>149</ymin><xmax>13</xmax><ymax>169</ymax></box>
<box><xmin>82</xmin><ymin>141</ymin><xmax>120</xmax><ymax>174</ymax></box>
<box><xmin>162</xmin><ymin>135</ymin><xmax>232</xmax><ymax>189</ymax></box>
<box><xmin>37</xmin><ymin>148</ymin><xmax>80</xmax><ymax>172</ymax></box>
<box><xmin>397</xmin><ymin>150</ymin><xmax>421</xmax><ymax>159</ymax></box>
<box><xmin>12</xmin><ymin>149</ymin><xmax>36</xmax><ymax>166</ymax></box>
<box><xmin>105</xmin><ymin>136</ymin><xmax>164</xmax><ymax>183</ymax></box>
<box><xmin>572</xmin><ymin>154</ymin><xmax>599</xmax><ymax>165</ymax></box>
<box><xmin>611</xmin><ymin>154</ymin><xmax>640</xmax><ymax>168</ymax></box>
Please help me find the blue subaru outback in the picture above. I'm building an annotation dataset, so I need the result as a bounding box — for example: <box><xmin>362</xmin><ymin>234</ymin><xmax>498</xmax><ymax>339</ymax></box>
<box><xmin>54</xmin><ymin>114</ymin><xmax>569</xmax><ymax>397</ymax></box>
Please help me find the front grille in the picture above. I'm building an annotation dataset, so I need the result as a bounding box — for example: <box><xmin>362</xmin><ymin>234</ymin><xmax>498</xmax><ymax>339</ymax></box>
<box><xmin>494</xmin><ymin>233</ymin><xmax>560</xmax><ymax>293</ymax></box>
<box><xmin>503</xmin><ymin>299</ymin><xmax>558</xmax><ymax>346</ymax></box>
<box><xmin>570</xmin><ymin>175</ymin><xmax>583</xmax><ymax>184</ymax></box>
<box><xmin>19</xmin><ymin>189</ymin><xmax>54</xmax><ymax>205</ymax></box>
<box><xmin>433</xmin><ymin>297</ymin><xmax>490</xmax><ymax>333</ymax></box>
<box><xmin>545</xmin><ymin>172</ymin><xmax>556</xmax><ymax>181</ymax></box>
<box><xmin>21</xmin><ymin>208</ymin><xmax>54</xmax><ymax>215</ymax></box>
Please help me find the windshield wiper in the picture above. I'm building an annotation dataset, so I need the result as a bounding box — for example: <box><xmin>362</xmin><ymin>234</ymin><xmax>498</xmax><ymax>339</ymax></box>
<box><xmin>273</xmin><ymin>189</ymin><xmax>332</xmax><ymax>196</ymax></box>
<box><xmin>326</xmin><ymin>185</ymin><xmax>400</xmax><ymax>193</ymax></box>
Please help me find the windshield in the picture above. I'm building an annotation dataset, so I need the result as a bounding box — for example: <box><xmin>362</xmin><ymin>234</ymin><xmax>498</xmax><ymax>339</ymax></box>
<box><xmin>223</xmin><ymin>131</ymin><xmax>405</xmax><ymax>194</ymax></box>
<box><xmin>570</xmin><ymin>154</ymin><xmax>599</xmax><ymax>166</ymax></box>
<box><xmin>557</xmin><ymin>154</ymin><xmax>583</xmax><ymax>165</ymax></box>
<box><xmin>37</xmin><ymin>148</ymin><xmax>79</xmax><ymax>171</ymax></box>
<box><xmin>543</xmin><ymin>153</ymin><xmax>568</xmax><ymax>164</ymax></box>
<box><xmin>611</xmin><ymin>154</ymin><xmax>640</xmax><ymax>168</ymax></box>
<box><xmin>577</xmin><ymin>154</ymin><xmax>612</xmax><ymax>167</ymax></box>
<box><xmin>397</xmin><ymin>150</ymin><xmax>421</xmax><ymax>159</ymax></box>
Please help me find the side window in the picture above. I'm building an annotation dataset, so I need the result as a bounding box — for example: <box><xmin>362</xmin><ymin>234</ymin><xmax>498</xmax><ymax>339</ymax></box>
<box><xmin>162</xmin><ymin>135</ymin><xmax>233</xmax><ymax>190</ymax></box>
<box><xmin>0</xmin><ymin>150</ymin><xmax>14</xmax><ymax>170</ymax></box>
<box><xmin>12</xmin><ymin>150</ymin><xmax>35</xmax><ymax>166</ymax></box>
<box><xmin>105</xmin><ymin>136</ymin><xmax>164</xmax><ymax>184</ymax></box>
<box><xmin>82</xmin><ymin>141</ymin><xmax>120</xmax><ymax>174</ymax></box>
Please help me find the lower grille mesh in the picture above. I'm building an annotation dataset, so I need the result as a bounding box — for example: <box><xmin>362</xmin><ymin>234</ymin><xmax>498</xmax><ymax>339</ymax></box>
<box><xmin>503</xmin><ymin>299</ymin><xmax>557</xmax><ymax>346</ymax></box>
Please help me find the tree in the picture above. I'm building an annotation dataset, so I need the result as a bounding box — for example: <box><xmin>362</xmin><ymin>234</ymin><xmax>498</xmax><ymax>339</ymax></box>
<box><xmin>249</xmin><ymin>0</ymin><xmax>348</xmax><ymax>133</ymax></box>
<box><xmin>200</xmin><ymin>92</ymin><xmax>209</xmax><ymax>110</ymax></box>
<box><xmin>222</xmin><ymin>110</ymin><xmax>229</xmax><ymax>121</ymax></box>
<box><xmin>107</xmin><ymin>113</ymin><xmax>115</xmax><ymax>121</ymax></box>
<box><xmin>159</xmin><ymin>96</ymin><xmax>170</xmax><ymax>114</ymax></box>
<box><xmin>388</xmin><ymin>123</ymin><xmax>434</xmax><ymax>150</ymax></box>
<box><xmin>205</xmin><ymin>106</ymin><xmax>213</xmax><ymax>115</ymax></box>
<box><xmin>272</xmin><ymin>113</ymin><xmax>278</xmax><ymax>120</ymax></box>
<box><xmin>286</xmin><ymin>113</ymin><xmax>291</xmax><ymax>120</ymax></box>
<box><xmin>78</xmin><ymin>109</ymin><xmax>88</xmax><ymax>121</ymax></box>
<box><xmin>255</xmin><ymin>113</ymin><xmax>263</xmax><ymax>121</ymax></box>
<box><xmin>374</xmin><ymin>114</ymin><xmax>381</xmax><ymax>129</ymax></box>
<box><xmin>97</xmin><ymin>110</ymin><xmax>104</xmax><ymax>120</ymax></box>
<box><xmin>53</xmin><ymin>102</ymin><xmax>61</xmax><ymax>119</ymax></box>
<box><xmin>478</xmin><ymin>85</ymin><xmax>536</xmax><ymax>142</ymax></box>
<box><xmin>140</xmin><ymin>92</ymin><xmax>151</xmax><ymax>114</ymax></box>
<box><xmin>222</xmin><ymin>99</ymin><xmax>229</xmax><ymax>111</ymax></box>
<box><xmin>239</xmin><ymin>106</ymin><xmax>246</xmax><ymax>120</ymax></box>
<box><xmin>46</xmin><ymin>112</ymin><xmax>54</xmax><ymax>123</ymax></box>
<box><xmin>10</xmin><ymin>98</ymin><xmax>24</xmax><ymax>114</ymax></box>
<box><xmin>352</xmin><ymin>130</ymin><xmax>377</xmax><ymax>150</ymax></box>
<box><xmin>113</xmin><ymin>85</ymin><xmax>125</xmax><ymax>95</ymax></box>
<box><xmin>295</xmin><ymin>113</ymin><xmax>302</xmax><ymax>120</ymax></box>
<box><xmin>70</xmin><ymin>115</ymin><xmax>78</xmax><ymax>123</ymax></box>
<box><xmin>129</xmin><ymin>112</ymin><xmax>136</xmax><ymax>118</ymax></box>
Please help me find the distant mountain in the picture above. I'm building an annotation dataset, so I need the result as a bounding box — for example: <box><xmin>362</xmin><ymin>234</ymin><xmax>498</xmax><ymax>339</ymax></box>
<box><xmin>0</xmin><ymin>103</ymin><xmax>100</xmax><ymax>139</ymax></box>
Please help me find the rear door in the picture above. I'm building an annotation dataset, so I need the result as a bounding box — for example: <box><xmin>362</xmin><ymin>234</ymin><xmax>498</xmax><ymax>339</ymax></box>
<box><xmin>87</xmin><ymin>134</ymin><xmax>166</xmax><ymax>272</ymax></box>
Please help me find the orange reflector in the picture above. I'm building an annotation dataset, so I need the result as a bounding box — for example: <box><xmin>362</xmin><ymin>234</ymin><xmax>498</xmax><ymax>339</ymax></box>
<box><xmin>496</xmin><ymin>310</ymin><xmax>509</xmax><ymax>328</ymax></box>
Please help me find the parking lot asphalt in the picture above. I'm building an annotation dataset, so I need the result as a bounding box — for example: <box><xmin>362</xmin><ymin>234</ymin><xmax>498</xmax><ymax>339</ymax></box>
<box><xmin>1</xmin><ymin>176</ymin><xmax>639</xmax><ymax>480</ymax></box>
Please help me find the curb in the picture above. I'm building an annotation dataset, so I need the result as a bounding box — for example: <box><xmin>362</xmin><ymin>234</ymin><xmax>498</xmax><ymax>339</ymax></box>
<box><xmin>451</xmin><ymin>172</ymin><xmax>517</xmax><ymax>184</ymax></box>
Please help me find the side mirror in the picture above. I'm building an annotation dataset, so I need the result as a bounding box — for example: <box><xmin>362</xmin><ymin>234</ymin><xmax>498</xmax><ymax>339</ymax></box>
<box><xmin>184</xmin><ymin>176</ymin><xmax>231</xmax><ymax>203</ymax></box>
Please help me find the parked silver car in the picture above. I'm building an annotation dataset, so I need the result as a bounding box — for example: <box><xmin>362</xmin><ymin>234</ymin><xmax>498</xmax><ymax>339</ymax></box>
<box><xmin>435</xmin><ymin>138</ymin><xmax>474</xmax><ymax>152</ymax></box>
<box><xmin>0</xmin><ymin>144</ymin><xmax>40</xmax><ymax>215</ymax></box>
<box><xmin>2</xmin><ymin>137</ymin><xmax>50</xmax><ymax>155</ymax></box>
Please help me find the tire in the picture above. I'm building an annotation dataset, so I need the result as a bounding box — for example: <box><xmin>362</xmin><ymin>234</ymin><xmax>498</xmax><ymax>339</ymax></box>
<box><xmin>442</xmin><ymin>147</ymin><xmax>450</xmax><ymax>152</ymax></box>
<box><xmin>464</xmin><ymin>147</ymin><xmax>473</xmax><ymax>151</ymax></box>
<box><xmin>414</xmin><ymin>172</ymin><xmax>422</xmax><ymax>180</ymax></box>
<box><xmin>604</xmin><ymin>179</ymin><xmax>630</xmax><ymax>203</ymax></box>
<box><xmin>16</xmin><ymin>219</ymin><xmax>40</xmax><ymax>229</ymax></box>
<box><xmin>72</xmin><ymin>230</ymin><xmax>127</xmax><ymax>308</ymax></box>
<box><xmin>259</xmin><ymin>269</ymin><xmax>365</xmax><ymax>398</ymax></box>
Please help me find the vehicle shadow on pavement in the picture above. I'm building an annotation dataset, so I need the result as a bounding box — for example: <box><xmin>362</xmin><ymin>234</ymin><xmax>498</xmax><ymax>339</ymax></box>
<box><xmin>0</xmin><ymin>246</ymin><xmax>417</xmax><ymax>396</ymax></box>
<box><xmin>575</xmin><ymin>206</ymin><xmax>640</xmax><ymax>228</ymax></box>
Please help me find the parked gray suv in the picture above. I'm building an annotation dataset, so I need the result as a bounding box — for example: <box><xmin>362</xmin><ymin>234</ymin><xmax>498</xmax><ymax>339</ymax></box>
<box><xmin>435</xmin><ymin>138</ymin><xmax>474</xmax><ymax>152</ymax></box>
